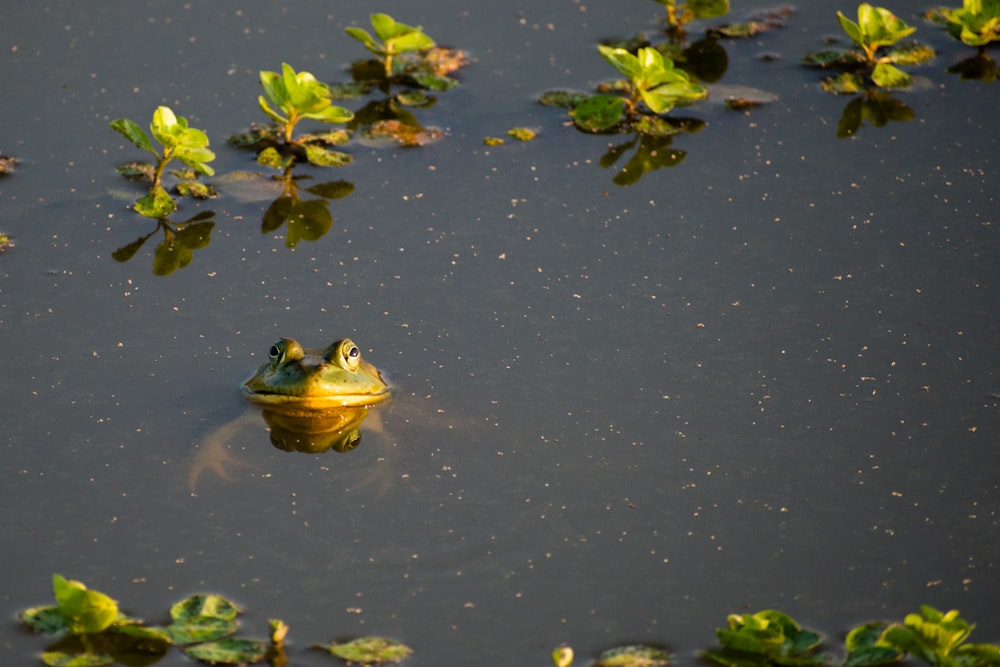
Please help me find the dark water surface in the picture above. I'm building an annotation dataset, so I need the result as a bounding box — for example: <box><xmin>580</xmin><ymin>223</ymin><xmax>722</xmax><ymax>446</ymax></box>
<box><xmin>2</xmin><ymin>1</ymin><xmax>998</xmax><ymax>665</ymax></box>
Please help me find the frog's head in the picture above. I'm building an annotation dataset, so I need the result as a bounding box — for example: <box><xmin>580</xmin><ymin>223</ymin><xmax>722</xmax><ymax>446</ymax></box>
<box><xmin>242</xmin><ymin>338</ymin><xmax>391</xmax><ymax>410</ymax></box>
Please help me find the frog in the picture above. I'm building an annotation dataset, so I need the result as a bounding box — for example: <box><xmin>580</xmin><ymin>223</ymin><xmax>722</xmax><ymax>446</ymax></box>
<box><xmin>188</xmin><ymin>337</ymin><xmax>393</xmax><ymax>491</ymax></box>
<box><xmin>242</xmin><ymin>337</ymin><xmax>392</xmax><ymax>413</ymax></box>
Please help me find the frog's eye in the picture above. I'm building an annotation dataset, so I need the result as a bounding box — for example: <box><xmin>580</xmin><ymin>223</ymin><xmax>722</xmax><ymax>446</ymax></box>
<box><xmin>269</xmin><ymin>338</ymin><xmax>303</xmax><ymax>366</ymax></box>
<box><xmin>328</xmin><ymin>338</ymin><xmax>362</xmax><ymax>371</ymax></box>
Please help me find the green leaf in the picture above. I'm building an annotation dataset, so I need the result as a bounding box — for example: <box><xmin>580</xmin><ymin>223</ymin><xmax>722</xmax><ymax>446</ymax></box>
<box><xmin>110</xmin><ymin>118</ymin><xmax>156</xmax><ymax>156</ymax></box>
<box><xmin>170</xmin><ymin>594</ymin><xmax>240</xmax><ymax>623</ymax></box>
<box><xmin>371</xmin><ymin>13</ymin><xmax>408</xmax><ymax>42</ymax></box>
<box><xmin>257</xmin><ymin>146</ymin><xmax>294</xmax><ymax>170</ymax></box>
<box><xmin>41</xmin><ymin>651</ymin><xmax>114</xmax><ymax>667</ymax></box>
<box><xmin>886</xmin><ymin>41</ymin><xmax>935</xmax><ymax>65</ymax></box>
<box><xmin>599</xmin><ymin>45</ymin><xmax>644</xmax><ymax>80</ymax></box>
<box><xmin>135</xmin><ymin>185</ymin><xmax>177</xmax><ymax>218</ymax></box>
<box><xmin>320</xmin><ymin>636</ymin><xmax>413</xmax><ymax>663</ymax></box>
<box><xmin>345</xmin><ymin>26</ymin><xmax>378</xmax><ymax>52</ymax></box>
<box><xmin>304</xmin><ymin>144</ymin><xmax>353</xmax><ymax>167</ymax></box>
<box><xmin>52</xmin><ymin>575</ymin><xmax>119</xmax><ymax>636</ymax></box>
<box><xmin>843</xmin><ymin>646</ymin><xmax>904</xmax><ymax>667</ymax></box>
<box><xmin>20</xmin><ymin>606</ymin><xmax>68</xmax><ymax>635</ymax></box>
<box><xmin>871</xmin><ymin>62</ymin><xmax>913</xmax><ymax>88</ymax></box>
<box><xmin>303</xmin><ymin>103</ymin><xmax>354</xmax><ymax>124</ymax></box>
<box><xmin>837</xmin><ymin>11</ymin><xmax>865</xmax><ymax>47</ymax></box>
<box><xmin>571</xmin><ymin>95</ymin><xmax>627</xmax><ymax>132</ymax></box>
<box><xmin>184</xmin><ymin>638</ymin><xmax>267</xmax><ymax>664</ymax></box>
<box><xmin>162</xmin><ymin>617</ymin><xmax>237</xmax><ymax>643</ymax></box>
<box><xmin>688</xmin><ymin>0</ymin><xmax>729</xmax><ymax>19</ymax></box>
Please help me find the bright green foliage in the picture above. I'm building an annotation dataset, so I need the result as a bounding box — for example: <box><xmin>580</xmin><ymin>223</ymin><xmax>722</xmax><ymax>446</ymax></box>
<box><xmin>653</xmin><ymin>0</ymin><xmax>730</xmax><ymax>32</ymax></box>
<box><xmin>346</xmin><ymin>13</ymin><xmax>436</xmax><ymax>79</ymax></box>
<box><xmin>598</xmin><ymin>45</ymin><xmax>707</xmax><ymax>115</ymax></box>
<box><xmin>258</xmin><ymin>63</ymin><xmax>354</xmax><ymax>145</ymax></box>
<box><xmin>52</xmin><ymin>575</ymin><xmax>119</xmax><ymax>637</ymax></box>
<box><xmin>843</xmin><ymin>622</ymin><xmax>904</xmax><ymax>667</ymax></box>
<box><xmin>110</xmin><ymin>106</ymin><xmax>215</xmax><ymax>218</ymax></box>
<box><xmin>877</xmin><ymin>606</ymin><xmax>1000</xmax><ymax>667</ymax></box>
<box><xmin>702</xmin><ymin>609</ymin><xmax>831</xmax><ymax>667</ymax></box>
<box><xmin>941</xmin><ymin>0</ymin><xmax>1000</xmax><ymax>46</ymax></box>
<box><xmin>317</xmin><ymin>636</ymin><xmax>414</xmax><ymax>663</ymax></box>
<box><xmin>837</xmin><ymin>4</ymin><xmax>916</xmax><ymax>63</ymax></box>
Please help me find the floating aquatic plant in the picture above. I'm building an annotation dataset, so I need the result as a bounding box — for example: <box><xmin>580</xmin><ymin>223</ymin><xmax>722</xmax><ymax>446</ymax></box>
<box><xmin>110</xmin><ymin>106</ymin><xmax>216</xmax><ymax>218</ymax></box>
<box><xmin>253</xmin><ymin>63</ymin><xmax>354</xmax><ymax>168</ymax></box>
<box><xmin>802</xmin><ymin>4</ymin><xmax>934</xmax><ymax>93</ymax></box>
<box><xmin>346</xmin><ymin>13</ymin><xmax>436</xmax><ymax>82</ymax></box>
<box><xmin>545</xmin><ymin>45</ymin><xmax>706</xmax><ymax>134</ymax></box>
<box><xmin>653</xmin><ymin>0</ymin><xmax>730</xmax><ymax>35</ymax></box>
<box><xmin>844</xmin><ymin>606</ymin><xmax>1000</xmax><ymax>667</ymax></box>
<box><xmin>702</xmin><ymin>609</ymin><xmax>831</xmax><ymax>667</ymax></box>
<box><xmin>935</xmin><ymin>0</ymin><xmax>1000</xmax><ymax>47</ymax></box>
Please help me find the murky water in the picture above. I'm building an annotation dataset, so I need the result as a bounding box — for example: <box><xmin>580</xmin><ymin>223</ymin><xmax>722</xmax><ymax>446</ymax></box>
<box><xmin>2</xmin><ymin>1</ymin><xmax>998</xmax><ymax>665</ymax></box>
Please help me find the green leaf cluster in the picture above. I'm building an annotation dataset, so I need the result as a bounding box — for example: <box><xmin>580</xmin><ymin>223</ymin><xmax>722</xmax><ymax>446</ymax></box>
<box><xmin>837</xmin><ymin>4</ymin><xmax>916</xmax><ymax>62</ymax></box>
<box><xmin>565</xmin><ymin>45</ymin><xmax>705</xmax><ymax>133</ymax></box>
<box><xmin>846</xmin><ymin>606</ymin><xmax>1000</xmax><ymax>667</ymax></box>
<box><xmin>109</xmin><ymin>106</ymin><xmax>215</xmax><ymax>218</ymax></box>
<box><xmin>702</xmin><ymin>609</ymin><xmax>830</xmax><ymax>667</ymax></box>
<box><xmin>941</xmin><ymin>0</ymin><xmax>1000</xmax><ymax>46</ymax></box>
<box><xmin>652</xmin><ymin>0</ymin><xmax>730</xmax><ymax>32</ymax></box>
<box><xmin>599</xmin><ymin>45</ymin><xmax>707</xmax><ymax>115</ymax></box>
<box><xmin>259</xmin><ymin>63</ymin><xmax>354</xmax><ymax>145</ymax></box>
<box><xmin>346</xmin><ymin>13</ymin><xmax>436</xmax><ymax>79</ymax></box>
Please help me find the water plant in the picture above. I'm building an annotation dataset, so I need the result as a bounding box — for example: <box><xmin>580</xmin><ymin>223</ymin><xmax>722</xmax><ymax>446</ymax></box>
<box><xmin>801</xmin><ymin>4</ymin><xmax>934</xmax><ymax>92</ymax></box>
<box><xmin>110</xmin><ymin>106</ymin><xmax>216</xmax><ymax>218</ymax></box>
<box><xmin>937</xmin><ymin>0</ymin><xmax>1000</xmax><ymax>47</ymax></box>
<box><xmin>702</xmin><ymin>609</ymin><xmax>831</xmax><ymax>667</ymax></box>
<box><xmin>255</xmin><ymin>63</ymin><xmax>354</xmax><ymax>167</ymax></box>
<box><xmin>652</xmin><ymin>0</ymin><xmax>730</xmax><ymax>35</ymax></box>
<box><xmin>345</xmin><ymin>13</ymin><xmax>436</xmax><ymax>82</ymax></box>
<box><xmin>844</xmin><ymin>606</ymin><xmax>1000</xmax><ymax>667</ymax></box>
<box><xmin>556</xmin><ymin>45</ymin><xmax>706</xmax><ymax>133</ymax></box>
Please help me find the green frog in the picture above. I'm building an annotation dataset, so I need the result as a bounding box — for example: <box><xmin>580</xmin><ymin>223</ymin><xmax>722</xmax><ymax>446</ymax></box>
<box><xmin>242</xmin><ymin>337</ymin><xmax>392</xmax><ymax>412</ymax></box>
<box><xmin>189</xmin><ymin>337</ymin><xmax>392</xmax><ymax>491</ymax></box>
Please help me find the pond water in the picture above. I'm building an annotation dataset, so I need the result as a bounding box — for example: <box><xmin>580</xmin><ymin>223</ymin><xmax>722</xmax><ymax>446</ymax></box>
<box><xmin>2</xmin><ymin>1</ymin><xmax>998</xmax><ymax>665</ymax></box>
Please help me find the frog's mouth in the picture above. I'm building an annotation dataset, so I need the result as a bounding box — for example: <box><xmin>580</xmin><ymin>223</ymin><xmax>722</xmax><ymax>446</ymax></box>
<box><xmin>240</xmin><ymin>384</ymin><xmax>392</xmax><ymax>410</ymax></box>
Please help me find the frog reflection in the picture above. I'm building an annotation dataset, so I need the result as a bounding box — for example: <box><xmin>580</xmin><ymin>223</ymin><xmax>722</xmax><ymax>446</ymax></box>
<box><xmin>188</xmin><ymin>338</ymin><xmax>392</xmax><ymax>491</ymax></box>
